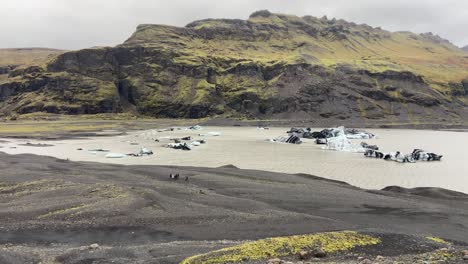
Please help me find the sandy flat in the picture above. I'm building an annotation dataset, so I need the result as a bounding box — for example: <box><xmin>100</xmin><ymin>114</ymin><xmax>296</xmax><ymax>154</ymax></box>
<box><xmin>1</xmin><ymin>126</ymin><xmax>467</xmax><ymax>193</ymax></box>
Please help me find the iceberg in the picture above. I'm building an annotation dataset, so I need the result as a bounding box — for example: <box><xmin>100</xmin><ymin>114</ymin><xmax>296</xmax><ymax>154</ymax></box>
<box><xmin>322</xmin><ymin>127</ymin><xmax>366</xmax><ymax>152</ymax></box>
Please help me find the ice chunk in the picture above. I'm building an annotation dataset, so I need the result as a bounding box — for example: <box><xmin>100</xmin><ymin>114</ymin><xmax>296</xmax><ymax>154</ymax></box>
<box><xmin>105</xmin><ymin>153</ymin><xmax>127</xmax><ymax>158</ymax></box>
<box><xmin>322</xmin><ymin>127</ymin><xmax>365</xmax><ymax>152</ymax></box>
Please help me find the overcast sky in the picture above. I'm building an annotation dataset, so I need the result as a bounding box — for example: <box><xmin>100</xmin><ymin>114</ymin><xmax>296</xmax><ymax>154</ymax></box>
<box><xmin>1</xmin><ymin>0</ymin><xmax>467</xmax><ymax>50</ymax></box>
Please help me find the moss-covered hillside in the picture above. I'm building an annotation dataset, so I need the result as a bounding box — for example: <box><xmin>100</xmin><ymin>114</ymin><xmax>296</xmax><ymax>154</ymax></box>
<box><xmin>0</xmin><ymin>10</ymin><xmax>467</xmax><ymax>123</ymax></box>
<box><xmin>0</xmin><ymin>48</ymin><xmax>65</xmax><ymax>67</ymax></box>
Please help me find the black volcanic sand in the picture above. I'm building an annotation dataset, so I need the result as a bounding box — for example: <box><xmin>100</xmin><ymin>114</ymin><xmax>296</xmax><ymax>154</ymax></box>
<box><xmin>0</xmin><ymin>152</ymin><xmax>467</xmax><ymax>263</ymax></box>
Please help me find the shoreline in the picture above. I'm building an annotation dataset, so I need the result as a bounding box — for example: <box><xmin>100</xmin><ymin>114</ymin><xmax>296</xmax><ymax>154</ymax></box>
<box><xmin>2</xmin><ymin>150</ymin><xmax>468</xmax><ymax>196</ymax></box>
<box><xmin>0</xmin><ymin>118</ymin><xmax>467</xmax><ymax>140</ymax></box>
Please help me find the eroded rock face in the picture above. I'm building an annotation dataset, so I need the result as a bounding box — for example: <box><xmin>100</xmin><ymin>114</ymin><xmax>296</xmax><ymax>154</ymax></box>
<box><xmin>0</xmin><ymin>11</ymin><xmax>466</xmax><ymax>123</ymax></box>
<box><xmin>0</xmin><ymin>65</ymin><xmax>17</xmax><ymax>74</ymax></box>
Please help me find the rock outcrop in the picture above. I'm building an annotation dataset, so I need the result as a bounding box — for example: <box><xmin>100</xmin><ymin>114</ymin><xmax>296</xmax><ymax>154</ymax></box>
<box><xmin>0</xmin><ymin>11</ymin><xmax>467</xmax><ymax>124</ymax></box>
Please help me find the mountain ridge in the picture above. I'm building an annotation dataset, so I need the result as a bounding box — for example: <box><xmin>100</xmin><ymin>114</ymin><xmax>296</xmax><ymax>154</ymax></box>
<box><xmin>0</xmin><ymin>11</ymin><xmax>467</xmax><ymax>124</ymax></box>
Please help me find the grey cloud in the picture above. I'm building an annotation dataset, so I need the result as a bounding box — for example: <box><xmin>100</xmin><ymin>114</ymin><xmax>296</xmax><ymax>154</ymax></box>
<box><xmin>0</xmin><ymin>0</ymin><xmax>466</xmax><ymax>50</ymax></box>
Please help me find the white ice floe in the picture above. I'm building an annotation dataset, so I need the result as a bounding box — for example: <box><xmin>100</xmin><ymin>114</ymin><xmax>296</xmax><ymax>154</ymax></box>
<box><xmin>345</xmin><ymin>133</ymin><xmax>374</xmax><ymax>139</ymax></box>
<box><xmin>139</xmin><ymin>147</ymin><xmax>153</xmax><ymax>155</ymax></box>
<box><xmin>322</xmin><ymin>127</ymin><xmax>366</xmax><ymax>152</ymax></box>
<box><xmin>191</xmin><ymin>141</ymin><xmax>201</xmax><ymax>146</ymax></box>
<box><xmin>105</xmin><ymin>153</ymin><xmax>127</xmax><ymax>158</ymax></box>
<box><xmin>199</xmin><ymin>132</ymin><xmax>221</xmax><ymax>136</ymax></box>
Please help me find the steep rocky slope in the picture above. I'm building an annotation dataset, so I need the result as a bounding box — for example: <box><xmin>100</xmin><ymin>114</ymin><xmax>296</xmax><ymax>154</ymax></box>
<box><xmin>0</xmin><ymin>11</ymin><xmax>467</xmax><ymax>124</ymax></box>
<box><xmin>463</xmin><ymin>45</ymin><xmax>468</xmax><ymax>52</ymax></box>
<box><xmin>0</xmin><ymin>48</ymin><xmax>65</xmax><ymax>88</ymax></box>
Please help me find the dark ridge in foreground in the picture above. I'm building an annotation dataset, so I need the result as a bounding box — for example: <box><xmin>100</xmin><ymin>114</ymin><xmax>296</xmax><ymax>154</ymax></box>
<box><xmin>217</xmin><ymin>164</ymin><xmax>239</xmax><ymax>169</ymax></box>
<box><xmin>381</xmin><ymin>185</ymin><xmax>468</xmax><ymax>200</ymax></box>
<box><xmin>0</xmin><ymin>152</ymin><xmax>467</xmax><ymax>263</ymax></box>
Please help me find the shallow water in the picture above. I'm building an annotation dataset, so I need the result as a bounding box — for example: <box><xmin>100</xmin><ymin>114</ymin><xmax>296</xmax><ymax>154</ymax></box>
<box><xmin>1</xmin><ymin>127</ymin><xmax>467</xmax><ymax>194</ymax></box>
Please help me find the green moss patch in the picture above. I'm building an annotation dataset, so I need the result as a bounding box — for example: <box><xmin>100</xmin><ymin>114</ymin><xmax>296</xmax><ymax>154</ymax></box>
<box><xmin>181</xmin><ymin>231</ymin><xmax>380</xmax><ymax>264</ymax></box>
<box><xmin>426</xmin><ymin>236</ymin><xmax>451</xmax><ymax>245</ymax></box>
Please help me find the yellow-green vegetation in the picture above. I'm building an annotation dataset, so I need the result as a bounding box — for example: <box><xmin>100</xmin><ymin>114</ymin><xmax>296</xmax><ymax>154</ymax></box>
<box><xmin>429</xmin><ymin>248</ymin><xmax>458</xmax><ymax>262</ymax></box>
<box><xmin>0</xmin><ymin>180</ymin><xmax>71</xmax><ymax>197</ymax></box>
<box><xmin>175</xmin><ymin>76</ymin><xmax>196</xmax><ymax>101</ymax></box>
<box><xmin>426</xmin><ymin>236</ymin><xmax>451</xmax><ymax>245</ymax></box>
<box><xmin>127</xmin><ymin>12</ymin><xmax>468</xmax><ymax>89</ymax></box>
<box><xmin>0</xmin><ymin>48</ymin><xmax>65</xmax><ymax>67</ymax></box>
<box><xmin>0</xmin><ymin>121</ymin><xmax>119</xmax><ymax>134</ymax></box>
<box><xmin>180</xmin><ymin>231</ymin><xmax>380</xmax><ymax>264</ymax></box>
<box><xmin>0</xmin><ymin>117</ymin><xmax>199</xmax><ymax>137</ymax></box>
<box><xmin>15</xmin><ymin>112</ymin><xmax>140</xmax><ymax>121</ymax></box>
<box><xmin>2</xmin><ymin>11</ymin><xmax>467</xmax><ymax>119</ymax></box>
<box><xmin>38</xmin><ymin>204</ymin><xmax>88</xmax><ymax>219</ymax></box>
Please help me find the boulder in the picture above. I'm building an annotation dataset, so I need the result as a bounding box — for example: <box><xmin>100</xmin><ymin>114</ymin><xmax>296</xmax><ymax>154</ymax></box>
<box><xmin>267</xmin><ymin>258</ymin><xmax>283</xmax><ymax>264</ymax></box>
<box><xmin>298</xmin><ymin>250</ymin><xmax>312</xmax><ymax>260</ymax></box>
<box><xmin>88</xmin><ymin>243</ymin><xmax>100</xmax><ymax>250</ymax></box>
<box><xmin>375</xmin><ymin>255</ymin><xmax>385</xmax><ymax>261</ymax></box>
<box><xmin>312</xmin><ymin>248</ymin><xmax>327</xmax><ymax>258</ymax></box>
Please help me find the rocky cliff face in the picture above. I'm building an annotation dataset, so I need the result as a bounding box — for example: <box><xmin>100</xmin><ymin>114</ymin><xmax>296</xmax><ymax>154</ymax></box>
<box><xmin>0</xmin><ymin>11</ymin><xmax>467</xmax><ymax>124</ymax></box>
<box><xmin>463</xmin><ymin>45</ymin><xmax>468</xmax><ymax>52</ymax></box>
